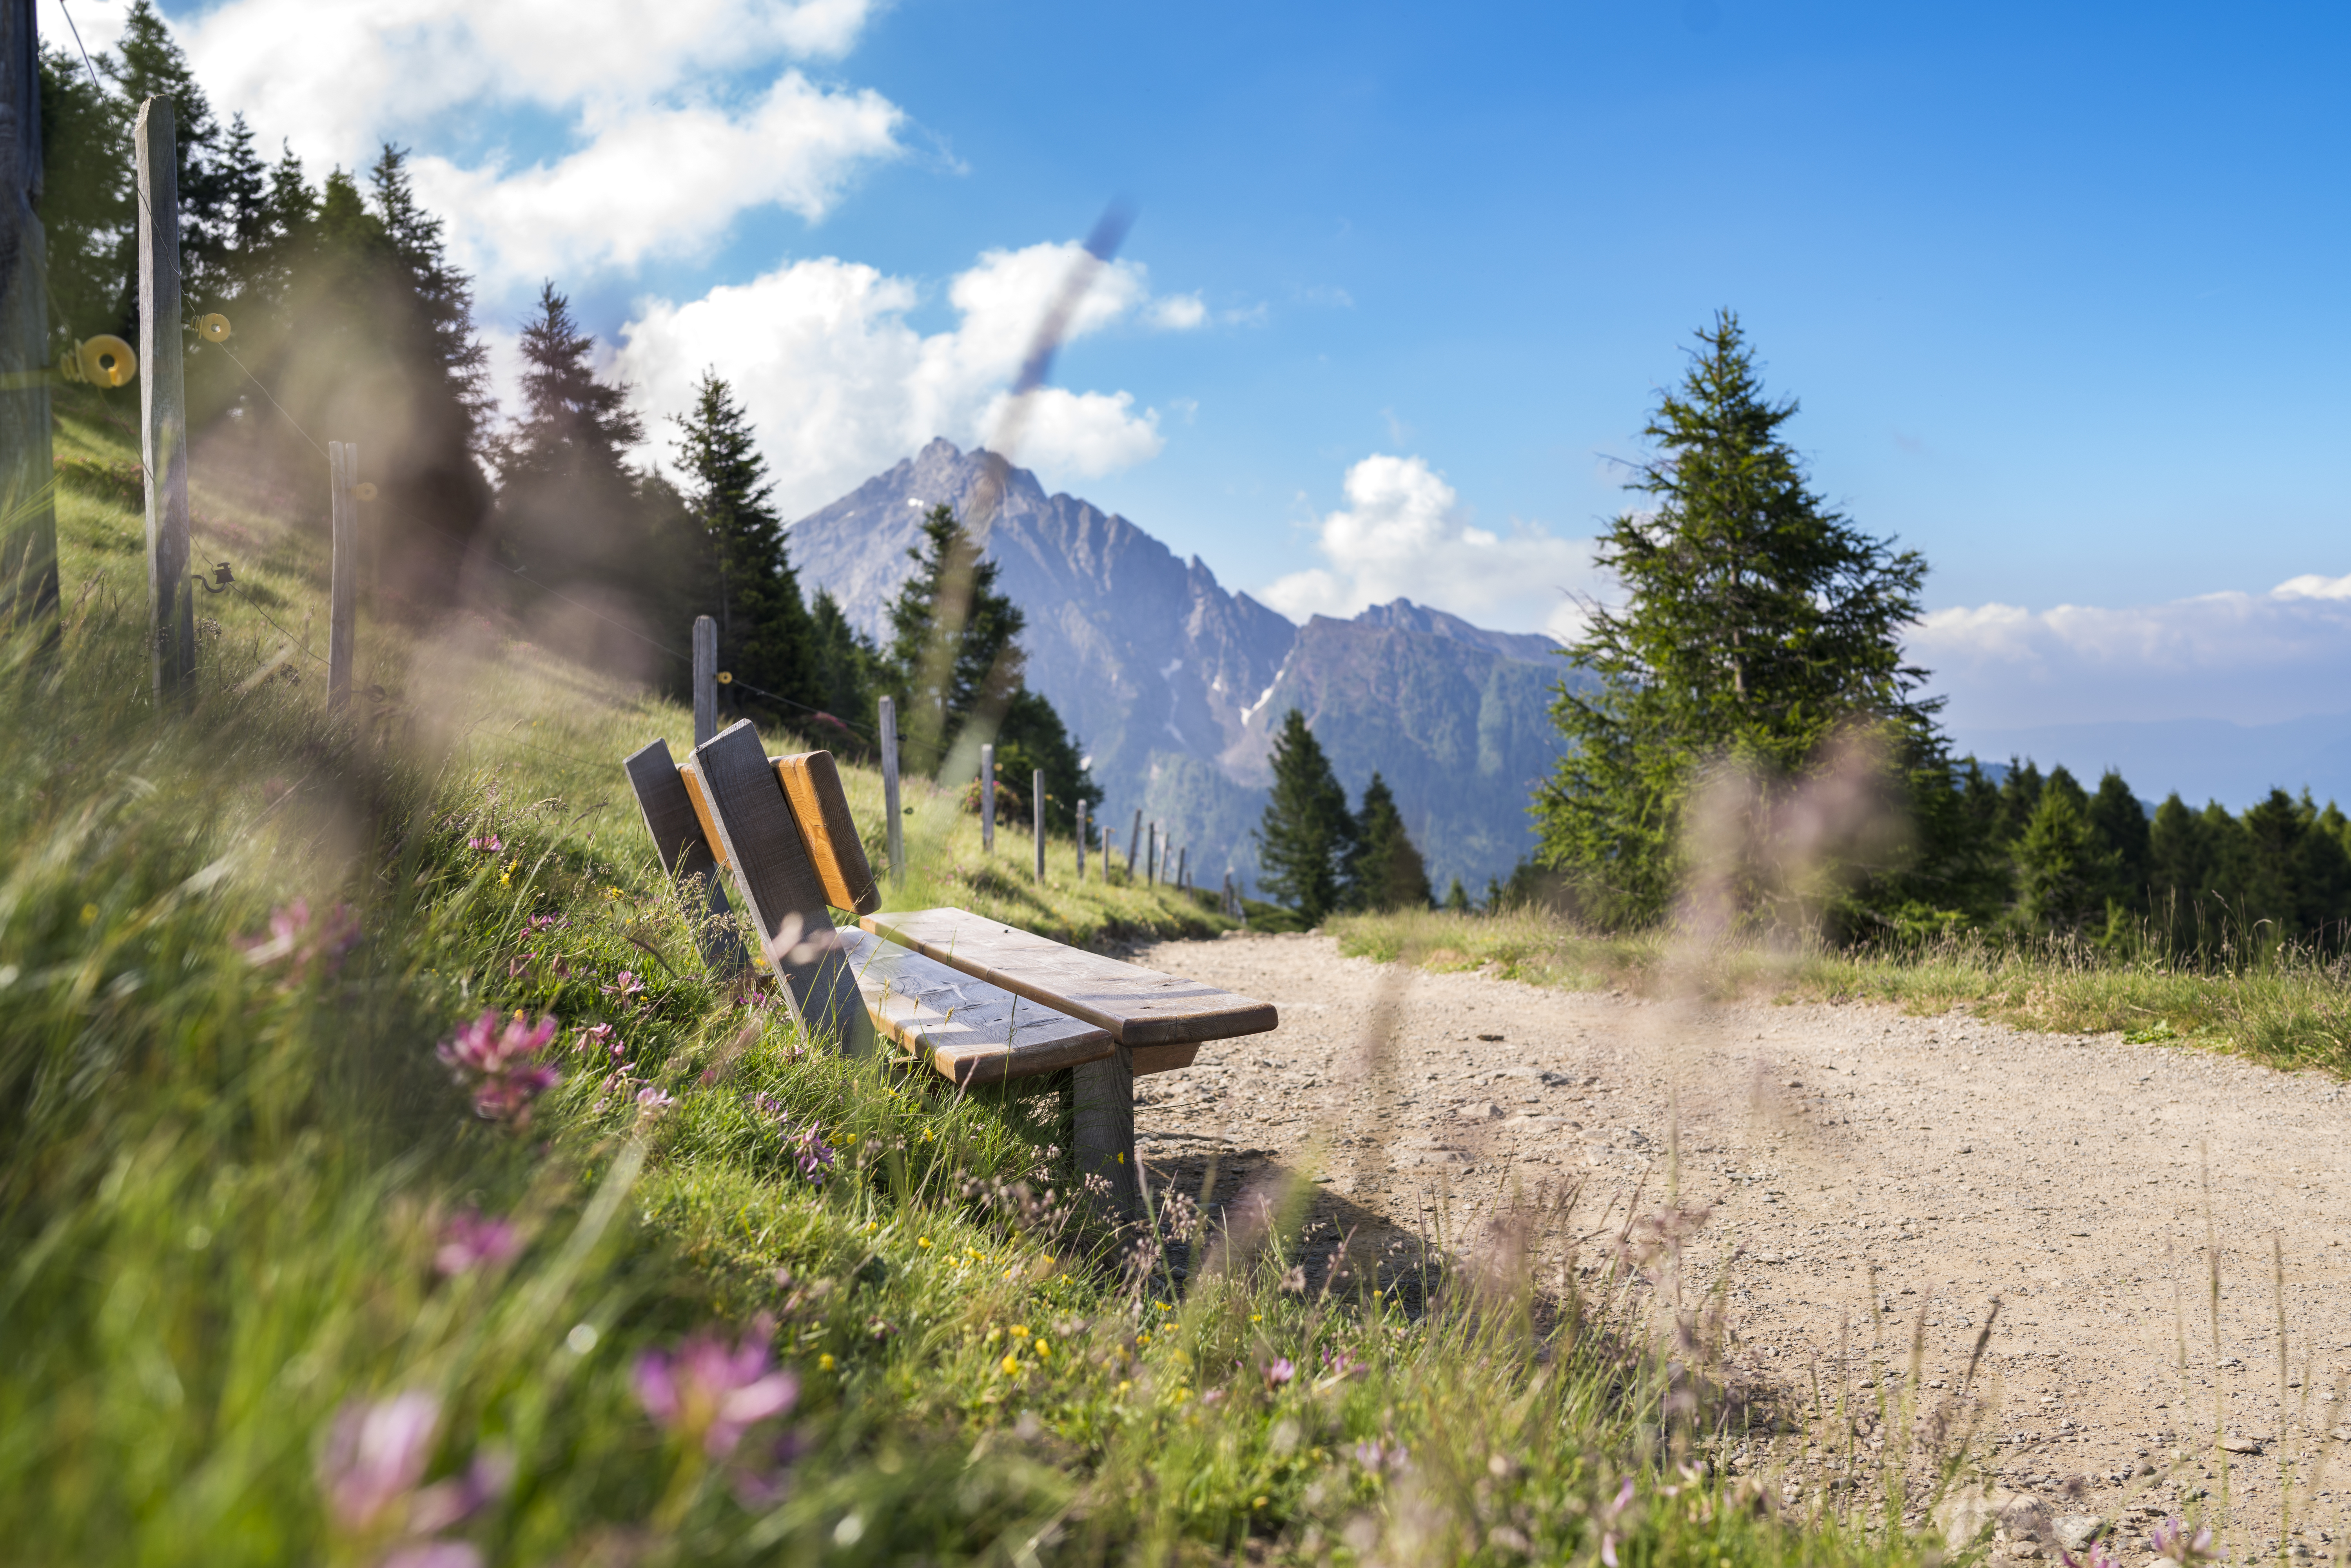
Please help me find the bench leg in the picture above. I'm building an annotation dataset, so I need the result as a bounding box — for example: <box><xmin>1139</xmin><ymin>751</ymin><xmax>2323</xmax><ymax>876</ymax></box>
<box><xmin>1070</xmin><ymin>1049</ymin><xmax>1136</xmax><ymax>1220</ymax></box>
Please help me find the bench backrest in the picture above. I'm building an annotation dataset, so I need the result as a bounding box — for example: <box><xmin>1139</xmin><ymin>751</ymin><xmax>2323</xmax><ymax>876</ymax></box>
<box><xmin>647</xmin><ymin>720</ymin><xmax>875</xmax><ymax>1052</ymax></box>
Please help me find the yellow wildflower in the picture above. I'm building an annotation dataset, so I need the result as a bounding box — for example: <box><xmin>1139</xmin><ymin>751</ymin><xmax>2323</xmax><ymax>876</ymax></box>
<box><xmin>819</xmin><ymin>1354</ymin><xmax>835</xmax><ymax>1371</ymax></box>
<box><xmin>1253</xmin><ymin>1497</ymin><xmax>1268</xmax><ymax>1510</ymax></box>
<box><xmin>1000</xmin><ymin>1354</ymin><xmax>1022</xmax><ymax>1377</ymax></box>
<box><xmin>917</xmin><ymin>1236</ymin><xmax>931</xmax><ymax>1249</ymax></box>
<box><xmin>1036</xmin><ymin>1340</ymin><xmax>1050</xmax><ymax>1359</ymax></box>
<box><xmin>1008</xmin><ymin>1325</ymin><xmax>1029</xmax><ymax>1339</ymax></box>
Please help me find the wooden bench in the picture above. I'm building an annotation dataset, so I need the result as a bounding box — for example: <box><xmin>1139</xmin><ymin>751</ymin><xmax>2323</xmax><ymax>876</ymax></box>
<box><xmin>622</xmin><ymin>718</ymin><xmax>1278</xmax><ymax>1211</ymax></box>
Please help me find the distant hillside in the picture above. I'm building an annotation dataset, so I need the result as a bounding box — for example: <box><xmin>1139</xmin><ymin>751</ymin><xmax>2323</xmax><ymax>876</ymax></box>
<box><xmin>785</xmin><ymin>439</ymin><xmax>1578</xmax><ymax>894</ymax></box>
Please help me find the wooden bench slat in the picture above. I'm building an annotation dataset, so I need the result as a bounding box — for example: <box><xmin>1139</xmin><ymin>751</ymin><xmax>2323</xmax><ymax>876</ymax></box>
<box><xmin>858</xmin><ymin>906</ymin><xmax>1277</xmax><ymax>1051</ymax></box>
<box><xmin>775</xmin><ymin>750</ymin><xmax>881</xmax><ymax>917</ymax></box>
<box><xmin>694</xmin><ymin>721</ymin><xmax>874</xmax><ymax>1053</ymax></box>
<box><xmin>621</xmin><ymin>738</ymin><xmax>746</xmax><ymax>976</ymax></box>
<box><xmin>840</xmin><ymin>928</ymin><xmax>1112</xmax><ymax>1086</ymax></box>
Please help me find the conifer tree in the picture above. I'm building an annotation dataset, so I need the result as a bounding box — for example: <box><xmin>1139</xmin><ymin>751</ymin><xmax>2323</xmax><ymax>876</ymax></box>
<box><xmin>1444</xmin><ymin>878</ymin><xmax>1471</xmax><ymax>914</ymax></box>
<box><xmin>1535</xmin><ymin>312</ymin><xmax>1937</xmax><ymax>926</ymax></box>
<box><xmin>884</xmin><ymin>504</ymin><xmax>1025</xmax><ymax>763</ymax></box>
<box><xmin>495</xmin><ymin>283</ymin><xmax>645</xmax><ymax>593</ymax></box>
<box><xmin>38</xmin><ymin>46</ymin><xmax>131</xmax><ymax>350</ymax></box>
<box><xmin>2087</xmin><ymin>770</ymin><xmax>2152</xmax><ymax>898</ymax></box>
<box><xmin>2014</xmin><ymin>768</ymin><xmax>2113</xmax><ymax>931</ymax></box>
<box><xmin>1346</xmin><ymin>771</ymin><xmax>1432</xmax><ymax>912</ymax></box>
<box><xmin>807</xmin><ymin>589</ymin><xmax>880</xmax><ymax>737</ymax></box>
<box><xmin>672</xmin><ymin>370</ymin><xmax>813</xmax><ymax>710</ymax></box>
<box><xmin>1253</xmin><ymin>709</ymin><xmax>1355</xmax><ymax>924</ymax></box>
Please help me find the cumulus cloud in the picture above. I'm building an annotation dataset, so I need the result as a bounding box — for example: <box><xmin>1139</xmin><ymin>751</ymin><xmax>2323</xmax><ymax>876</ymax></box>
<box><xmin>1144</xmin><ymin>294</ymin><xmax>1207</xmax><ymax>330</ymax></box>
<box><xmin>408</xmin><ymin>75</ymin><xmax>903</xmax><ymax>281</ymax></box>
<box><xmin>1258</xmin><ymin>454</ymin><xmax>1604</xmax><ymax>637</ymax></box>
<box><xmin>614</xmin><ymin>239</ymin><xmax>1176</xmax><ymax>516</ymax></box>
<box><xmin>1912</xmin><ymin>571</ymin><xmax>2351</xmax><ymax>729</ymax></box>
<box><xmin>167</xmin><ymin>0</ymin><xmax>899</xmax><ymax>294</ymax></box>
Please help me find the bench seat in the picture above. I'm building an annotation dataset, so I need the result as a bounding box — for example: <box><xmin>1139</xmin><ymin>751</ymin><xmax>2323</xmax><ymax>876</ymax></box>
<box><xmin>859</xmin><ymin>906</ymin><xmax>1276</xmax><ymax>1075</ymax></box>
<box><xmin>840</xmin><ymin>927</ymin><xmax>1114</xmax><ymax>1086</ymax></box>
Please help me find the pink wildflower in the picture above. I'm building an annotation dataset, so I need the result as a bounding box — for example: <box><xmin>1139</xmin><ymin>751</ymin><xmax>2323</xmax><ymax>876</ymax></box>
<box><xmin>434</xmin><ymin>1209</ymin><xmax>521</xmax><ymax>1276</ymax></box>
<box><xmin>507</xmin><ymin>953</ymin><xmax>533</xmax><ymax>979</ymax></box>
<box><xmin>576</xmin><ymin>1023</ymin><xmax>615</xmax><ymax>1056</ymax></box>
<box><xmin>1601</xmin><ymin>1534</ymin><xmax>1620</xmax><ymax>1568</ymax></box>
<box><xmin>528</xmin><ymin>914</ymin><xmax>561</xmax><ymax>932</ymax></box>
<box><xmin>2149</xmin><ymin>1519</ymin><xmax>2215</xmax><ymax>1565</ymax></box>
<box><xmin>381</xmin><ymin>1547</ymin><xmax>483</xmax><ymax>1568</ymax></box>
<box><xmin>240</xmin><ymin>899</ymin><xmax>362</xmax><ymax>977</ymax></box>
<box><xmin>600</xmin><ymin>970</ymin><xmax>645</xmax><ymax>1004</ymax></box>
<box><xmin>435</xmin><ymin>1011</ymin><xmax>561</xmax><ymax>1125</ymax></box>
<box><xmin>1264</xmin><ymin>1358</ymin><xmax>1295</xmax><ymax>1387</ymax></box>
<box><xmin>632</xmin><ymin>1314</ymin><xmax>798</xmax><ymax>1458</ymax></box>
<box><xmin>466</xmin><ymin>834</ymin><xmax>502</xmax><ymax>853</ymax></box>
<box><xmin>636</xmin><ymin>1085</ymin><xmax>677</xmax><ymax>1113</ymax></box>
<box><xmin>319</xmin><ymin>1390</ymin><xmax>440</xmax><ymax>1531</ymax></box>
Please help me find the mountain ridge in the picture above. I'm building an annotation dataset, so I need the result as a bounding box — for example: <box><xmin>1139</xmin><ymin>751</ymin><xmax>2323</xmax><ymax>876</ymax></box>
<box><xmin>784</xmin><ymin>439</ymin><xmax>1576</xmax><ymax>893</ymax></box>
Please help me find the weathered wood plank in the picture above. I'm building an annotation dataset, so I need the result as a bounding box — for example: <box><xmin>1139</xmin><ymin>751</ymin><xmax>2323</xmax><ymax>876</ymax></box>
<box><xmin>1070</xmin><ymin>1052</ymin><xmax>1136</xmax><ymax>1215</ymax></box>
<box><xmin>839</xmin><ymin>928</ymin><xmax>1110</xmax><ymax>1085</ymax></box>
<box><xmin>137</xmin><ymin>96</ymin><xmax>194</xmax><ymax>709</ymax></box>
<box><xmin>622</xmin><ymin>737</ymin><xmax>746</xmax><ymax>977</ymax></box>
<box><xmin>774</xmin><ymin>750</ymin><xmax>880</xmax><ymax>916</ymax></box>
<box><xmin>695</xmin><ymin>720</ymin><xmax>873</xmax><ymax>1053</ymax></box>
<box><xmin>858</xmin><ymin>906</ymin><xmax>1277</xmax><ymax>1052</ymax></box>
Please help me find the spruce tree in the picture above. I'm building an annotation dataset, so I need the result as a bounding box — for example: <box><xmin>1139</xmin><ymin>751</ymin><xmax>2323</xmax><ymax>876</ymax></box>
<box><xmin>1346</xmin><ymin>771</ymin><xmax>1432</xmax><ymax>911</ymax></box>
<box><xmin>2014</xmin><ymin>772</ymin><xmax>2114</xmax><ymax>932</ymax></box>
<box><xmin>495</xmin><ymin>283</ymin><xmax>646</xmax><ymax>595</ymax></box>
<box><xmin>672</xmin><ymin>370</ymin><xmax>813</xmax><ymax>711</ymax></box>
<box><xmin>1252</xmin><ymin>709</ymin><xmax>1354</xmax><ymax>924</ymax></box>
<box><xmin>1535</xmin><ymin>311</ymin><xmax>1937</xmax><ymax>926</ymax></box>
<box><xmin>2086</xmin><ymin>770</ymin><xmax>2151</xmax><ymax>899</ymax></box>
<box><xmin>1444</xmin><ymin>878</ymin><xmax>1470</xmax><ymax>914</ymax></box>
<box><xmin>807</xmin><ymin>588</ymin><xmax>880</xmax><ymax>740</ymax></box>
<box><xmin>884</xmin><ymin>504</ymin><xmax>1025</xmax><ymax>764</ymax></box>
<box><xmin>37</xmin><ymin>46</ymin><xmax>131</xmax><ymax>351</ymax></box>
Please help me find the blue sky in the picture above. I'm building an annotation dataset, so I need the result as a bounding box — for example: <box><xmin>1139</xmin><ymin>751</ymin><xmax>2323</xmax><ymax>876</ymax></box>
<box><xmin>74</xmin><ymin>0</ymin><xmax>2351</xmax><ymax>783</ymax></box>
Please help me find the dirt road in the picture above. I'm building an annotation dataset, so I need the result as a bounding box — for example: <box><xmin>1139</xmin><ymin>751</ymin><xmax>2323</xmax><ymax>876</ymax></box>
<box><xmin>1134</xmin><ymin>932</ymin><xmax>2351</xmax><ymax>1554</ymax></box>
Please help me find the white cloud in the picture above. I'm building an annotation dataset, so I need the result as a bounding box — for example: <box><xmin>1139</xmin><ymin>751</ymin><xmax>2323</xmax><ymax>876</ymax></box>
<box><xmin>408</xmin><ymin>74</ymin><xmax>904</xmax><ymax>282</ymax></box>
<box><xmin>1258</xmin><ymin>453</ymin><xmax>1603</xmax><ymax>636</ymax></box>
<box><xmin>1144</xmin><ymin>293</ymin><xmax>1206</xmax><ymax>330</ymax></box>
<box><xmin>614</xmin><ymin>239</ymin><xmax>1177</xmax><ymax>517</ymax></box>
<box><xmin>165</xmin><ymin>0</ymin><xmax>899</xmax><ymax>295</ymax></box>
<box><xmin>1912</xmin><ymin>573</ymin><xmax>2351</xmax><ymax>728</ymax></box>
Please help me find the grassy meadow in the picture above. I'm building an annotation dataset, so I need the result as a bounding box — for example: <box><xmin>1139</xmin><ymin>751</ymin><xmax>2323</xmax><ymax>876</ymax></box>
<box><xmin>0</xmin><ymin>391</ymin><xmax>1977</xmax><ymax>1564</ymax></box>
<box><xmin>1331</xmin><ymin>905</ymin><xmax>2351</xmax><ymax>1081</ymax></box>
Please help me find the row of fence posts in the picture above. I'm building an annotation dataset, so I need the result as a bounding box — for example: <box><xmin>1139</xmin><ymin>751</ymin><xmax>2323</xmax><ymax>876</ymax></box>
<box><xmin>0</xmin><ymin>73</ymin><xmax>369</xmax><ymax>714</ymax></box>
<box><xmin>684</xmin><ymin>622</ymin><xmax>1240</xmax><ymax>918</ymax></box>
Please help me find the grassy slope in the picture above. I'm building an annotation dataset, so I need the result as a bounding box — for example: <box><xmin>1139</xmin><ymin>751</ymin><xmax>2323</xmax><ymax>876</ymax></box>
<box><xmin>1</xmin><ymin>391</ymin><xmax>1950</xmax><ymax>1565</ymax></box>
<box><xmin>1332</xmin><ymin>905</ymin><xmax>2351</xmax><ymax>1081</ymax></box>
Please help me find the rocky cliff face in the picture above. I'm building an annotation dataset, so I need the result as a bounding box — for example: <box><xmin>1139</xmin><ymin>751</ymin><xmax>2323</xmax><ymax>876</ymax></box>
<box><xmin>785</xmin><ymin>438</ymin><xmax>1576</xmax><ymax>895</ymax></box>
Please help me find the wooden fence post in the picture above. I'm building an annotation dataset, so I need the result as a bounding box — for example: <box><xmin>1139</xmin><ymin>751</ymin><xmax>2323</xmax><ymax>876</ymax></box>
<box><xmin>1127</xmin><ymin>810</ymin><xmax>1142</xmax><ymax>881</ymax></box>
<box><xmin>137</xmin><ymin>96</ymin><xmax>194</xmax><ymax>709</ymax></box>
<box><xmin>1033</xmin><ymin>767</ymin><xmax>1046</xmax><ymax>883</ymax></box>
<box><xmin>692</xmin><ymin>613</ymin><xmax>717</xmax><ymax>745</ymax></box>
<box><xmin>0</xmin><ymin>0</ymin><xmax>57</xmax><ymax>652</ymax></box>
<box><xmin>327</xmin><ymin>441</ymin><xmax>356</xmax><ymax>712</ymax></box>
<box><xmin>878</xmin><ymin>695</ymin><xmax>902</xmax><ymax>885</ymax></box>
<box><xmin>1223</xmin><ymin>872</ymin><xmax>1233</xmax><ymax>915</ymax></box>
<box><xmin>1075</xmin><ymin>799</ymin><xmax>1087</xmax><ymax>881</ymax></box>
<box><xmin>1177</xmin><ymin>846</ymin><xmax>1187</xmax><ymax>890</ymax></box>
<box><xmin>1146</xmin><ymin>822</ymin><xmax>1157</xmax><ymax>887</ymax></box>
<box><xmin>980</xmin><ymin>743</ymin><xmax>994</xmax><ymax>852</ymax></box>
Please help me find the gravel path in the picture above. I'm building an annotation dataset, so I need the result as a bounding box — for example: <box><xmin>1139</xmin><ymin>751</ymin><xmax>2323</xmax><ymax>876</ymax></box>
<box><xmin>1134</xmin><ymin>932</ymin><xmax>2351</xmax><ymax>1553</ymax></box>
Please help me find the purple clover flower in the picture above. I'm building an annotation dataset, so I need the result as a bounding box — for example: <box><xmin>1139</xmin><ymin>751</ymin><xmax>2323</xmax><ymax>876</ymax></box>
<box><xmin>435</xmin><ymin>1011</ymin><xmax>561</xmax><ymax>1125</ymax></box>
<box><xmin>434</xmin><ymin>1209</ymin><xmax>521</xmax><ymax>1277</ymax></box>
<box><xmin>239</xmin><ymin>899</ymin><xmax>362</xmax><ymax>977</ymax></box>
<box><xmin>747</xmin><ymin>1094</ymin><xmax>834</xmax><ymax>1183</ymax></box>
<box><xmin>636</xmin><ymin>1086</ymin><xmax>677</xmax><ymax>1113</ymax></box>
<box><xmin>466</xmin><ymin>834</ymin><xmax>502</xmax><ymax>854</ymax></box>
<box><xmin>2150</xmin><ymin>1518</ymin><xmax>2215</xmax><ymax>1565</ymax></box>
<box><xmin>1264</xmin><ymin>1358</ymin><xmax>1296</xmax><ymax>1387</ymax></box>
<box><xmin>632</xmin><ymin>1314</ymin><xmax>798</xmax><ymax>1458</ymax></box>
<box><xmin>319</xmin><ymin>1390</ymin><xmax>441</xmax><ymax>1531</ymax></box>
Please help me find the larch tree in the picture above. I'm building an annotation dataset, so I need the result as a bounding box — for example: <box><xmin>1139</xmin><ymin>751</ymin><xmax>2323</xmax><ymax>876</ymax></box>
<box><xmin>1535</xmin><ymin>310</ymin><xmax>1940</xmax><ymax>928</ymax></box>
